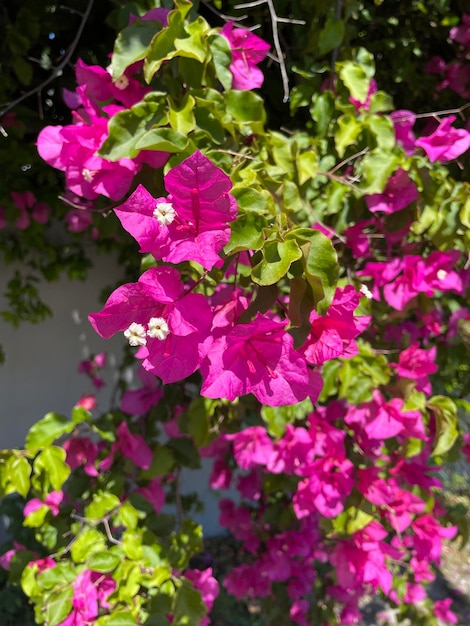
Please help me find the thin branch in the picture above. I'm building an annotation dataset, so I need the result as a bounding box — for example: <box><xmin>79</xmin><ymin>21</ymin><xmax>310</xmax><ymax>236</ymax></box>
<box><xmin>328</xmin><ymin>147</ymin><xmax>369</xmax><ymax>174</ymax></box>
<box><xmin>0</xmin><ymin>0</ymin><xmax>94</xmax><ymax>122</ymax></box>
<box><xmin>392</xmin><ymin>102</ymin><xmax>470</xmax><ymax>123</ymax></box>
<box><xmin>265</xmin><ymin>0</ymin><xmax>290</xmax><ymax>103</ymax></box>
<box><xmin>199</xmin><ymin>0</ymin><xmax>248</xmax><ymax>22</ymax></box>
<box><xmin>235</xmin><ymin>0</ymin><xmax>303</xmax><ymax>102</ymax></box>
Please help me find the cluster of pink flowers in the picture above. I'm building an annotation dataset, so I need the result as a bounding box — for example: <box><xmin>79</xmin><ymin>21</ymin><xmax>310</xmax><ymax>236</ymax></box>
<box><xmin>0</xmin><ymin>191</ymin><xmax>51</xmax><ymax>229</ymax></box>
<box><xmin>357</xmin><ymin>250</ymin><xmax>464</xmax><ymax>311</ymax></box>
<box><xmin>89</xmin><ymin>150</ymin><xmax>370</xmax><ymax>407</ymax></box>
<box><xmin>58</xmin><ymin>569</ymin><xmax>116</xmax><ymax>626</ymax></box>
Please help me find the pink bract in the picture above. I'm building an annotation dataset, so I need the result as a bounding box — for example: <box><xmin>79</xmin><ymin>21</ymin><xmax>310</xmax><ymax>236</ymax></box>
<box><xmin>200</xmin><ymin>313</ymin><xmax>323</xmax><ymax>406</ymax></box>
<box><xmin>89</xmin><ymin>266</ymin><xmax>212</xmax><ymax>384</ymax></box>
<box><xmin>415</xmin><ymin>115</ymin><xmax>470</xmax><ymax>162</ymax></box>
<box><xmin>220</xmin><ymin>22</ymin><xmax>270</xmax><ymax>90</ymax></box>
<box><xmin>37</xmin><ymin>115</ymin><xmax>138</xmax><ymax>200</ymax></box>
<box><xmin>114</xmin><ymin>150</ymin><xmax>238</xmax><ymax>270</ymax></box>
<box><xmin>365</xmin><ymin>168</ymin><xmax>418</xmax><ymax>214</ymax></box>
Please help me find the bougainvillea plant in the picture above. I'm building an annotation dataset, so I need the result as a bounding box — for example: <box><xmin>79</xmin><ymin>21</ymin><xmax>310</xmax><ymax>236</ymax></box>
<box><xmin>0</xmin><ymin>1</ymin><xmax>470</xmax><ymax>625</ymax></box>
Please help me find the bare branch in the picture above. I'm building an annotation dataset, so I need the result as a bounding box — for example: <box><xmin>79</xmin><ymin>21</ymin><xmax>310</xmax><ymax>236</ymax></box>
<box><xmin>234</xmin><ymin>0</ymin><xmax>304</xmax><ymax>102</ymax></box>
<box><xmin>0</xmin><ymin>0</ymin><xmax>94</xmax><ymax>122</ymax></box>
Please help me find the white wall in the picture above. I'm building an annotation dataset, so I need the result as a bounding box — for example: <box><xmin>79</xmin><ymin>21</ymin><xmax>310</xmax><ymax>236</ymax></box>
<box><xmin>0</xmin><ymin>252</ymin><xmax>224</xmax><ymax>536</ymax></box>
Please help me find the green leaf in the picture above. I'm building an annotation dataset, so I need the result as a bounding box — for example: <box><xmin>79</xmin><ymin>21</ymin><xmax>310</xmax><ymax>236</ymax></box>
<box><xmin>37</xmin><ymin>563</ymin><xmax>76</xmax><ymax>590</ymax></box>
<box><xmin>111</xmin><ymin>20</ymin><xmax>162</xmax><ymax>79</ymax></box>
<box><xmin>179</xmin><ymin>398</ymin><xmax>217</xmax><ymax>447</ymax></box>
<box><xmin>71</xmin><ymin>528</ymin><xmax>106</xmax><ymax>563</ymax></box>
<box><xmin>318</xmin><ymin>18</ymin><xmax>345</xmax><ymax>55</ymax></box>
<box><xmin>25</xmin><ymin>412</ymin><xmax>73</xmax><ymax>450</ymax></box>
<box><xmin>141</xmin><ymin>445</ymin><xmax>175</xmax><ymax>478</ymax></box>
<box><xmin>231</xmin><ymin>187</ymin><xmax>269</xmax><ymax>216</ymax></box>
<box><xmin>261</xmin><ymin>398</ymin><xmax>313</xmax><ymax>438</ymax></box>
<box><xmin>224</xmin><ymin>211</ymin><xmax>265</xmax><ymax>254</ymax></box>
<box><xmin>429</xmin><ymin>396</ymin><xmax>459</xmax><ymax>457</ymax></box>
<box><xmin>252</xmin><ymin>239</ymin><xmax>302</xmax><ymax>286</ymax></box>
<box><xmin>144</xmin><ymin>0</ymin><xmax>193</xmax><ymax>81</ymax></box>
<box><xmin>88</xmin><ymin>551</ymin><xmax>122</xmax><ymax>573</ymax></box>
<box><xmin>100</xmin><ymin>612</ymin><xmax>136</xmax><ymax>626</ymax></box>
<box><xmin>168</xmin><ymin>94</ymin><xmax>196</xmax><ymax>135</ymax></box>
<box><xmin>360</xmin><ymin>150</ymin><xmax>400</xmax><ymax>193</ymax></box>
<box><xmin>118</xmin><ymin>501</ymin><xmax>140</xmax><ymax>530</ymax></box>
<box><xmin>339</xmin><ymin>62</ymin><xmax>370</xmax><ymax>102</ymax></box>
<box><xmin>210</xmin><ymin>33</ymin><xmax>232</xmax><ymax>91</ymax></box>
<box><xmin>13</xmin><ymin>56</ymin><xmax>33</xmax><ymax>85</ymax></box>
<box><xmin>33</xmin><ymin>446</ymin><xmax>70</xmax><ymax>492</ymax></box>
<box><xmin>310</xmin><ymin>91</ymin><xmax>335</xmax><ymax>137</ymax></box>
<box><xmin>100</xmin><ymin>98</ymin><xmax>168</xmax><ymax>160</ymax></box>
<box><xmin>368</xmin><ymin>91</ymin><xmax>394</xmax><ymax>114</ymax></box>
<box><xmin>85</xmin><ymin>492</ymin><xmax>121</xmax><ymax>519</ymax></box>
<box><xmin>296</xmin><ymin>150</ymin><xmax>318</xmax><ymax>185</ymax></box>
<box><xmin>135</xmin><ymin>128</ymin><xmax>189</xmax><ymax>152</ymax></box>
<box><xmin>173</xmin><ymin>580</ymin><xmax>206</xmax><ymax>625</ymax></box>
<box><xmin>345</xmin><ymin>507</ymin><xmax>374</xmax><ymax>534</ymax></box>
<box><xmin>8</xmin><ymin>456</ymin><xmax>31</xmax><ymax>497</ymax></box>
<box><xmin>174</xmin><ymin>16</ymin><xmax>209</xmax><ymax>63</ymax></box>
<box><xmin>167</xmin><ymin>438</ymin><xmax>201</xmax><ymax>469</ymax></box>
<box><xmin>226</xmin><ymin>90</ymin><xmax>266</xmax><ymax>135</ymax></box>
<box><xmin>334</xmin><ymin>114</ymin><xmax>362</xmax><ymax>158</ymax></box>
<box><xmin>364</xmin><ymin>114</ymin><xmax>395</xmax><ymax>149</ymax></box>
<box><xmin>286</xmin><ymin>228</ymin><xmax>339</xmax><ymax>312</ymax></box>
<box><xmin>46</xmin><ymin>587</ymin><xmax>73</xmax><ymax>626</ymax></box>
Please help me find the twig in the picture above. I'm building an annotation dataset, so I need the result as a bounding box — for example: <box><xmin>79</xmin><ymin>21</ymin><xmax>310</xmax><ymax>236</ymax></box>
<box><xmin>328</xmin><ymin>147</ymin><xmax>369</xmax><ymax>175</ymax></box>
<box><xmin>0</xmin><ymin>0</ymin><xmax>94</xmax><ymax>122</ymax></box>
<box><xmin>392</xmin><ymin>102</ymin><xmax>470</xmax><ymax>123</ymax></box>
<box><xmin>235</xmin><ymin>0</ymin><xmax>305</xmax><ymax>103</ymax></box>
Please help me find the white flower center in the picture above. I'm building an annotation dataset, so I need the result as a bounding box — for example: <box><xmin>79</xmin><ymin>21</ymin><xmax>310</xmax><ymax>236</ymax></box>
<box><xmin>124</xmin><ymin>322</ymin><xmax>147</xmax><ymax>347</ymax></box>
<box><xmin>114</xmin><ymin>75</ymin><xmax>129</xmax><ymax>90</ymax></box>
<box><xmin>153</xmin><ymin>202</ymin><xmax>176</xmax><ymax>226</ymax></box>
<box><xmin>147</xmin><ymin>317</ymin><xmax>170</xmax><ymax>341</ymax></box>
<box><xmin>436</xmin><ymin>269</ymin><xmax>447</xmax><ymax>281</ymax></box>
<box><xmin>360</xmin><ymin>284</ymin><xmax>373</xmax><ymax>299</ymax></box>
<box><xmin>82</xmin><ymin>168</ymin><xmax>94</xmax><ymax>182</ymax></box>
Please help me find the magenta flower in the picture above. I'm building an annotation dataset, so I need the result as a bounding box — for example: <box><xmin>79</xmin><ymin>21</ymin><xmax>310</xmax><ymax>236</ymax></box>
<box><xmin>116</xmin><ymin>421</ymin><xmax>153</xmax><ymax>469</ymax></box>
<box><xmin>330</xmin><ymin>521</ymin><xmax>395</xmax><ymax>595</ymax></box>
<box><xmin>37</xmin><ymin>115</ymin><xmax>138</xmax><ymax>200</ymax></box>
<box><xmin>24</xmin><ymin>491</ymin><xmax>63</xmax><ymax>518</ymax></box>
<box><xmin>349</xmin><ymin>78</ymin><xmax>377</xmax><ymax>112</ymax></box>
<box><xmin>74</xmin><ymin>58</ymin><xmax>151</xmax><ymax>109</ymax></box>
<box><xmin>365</xmin><ymin>168</ymin><xmax>418</xmax><ymax>214</ymax></box>
<box><xmin>227</xmin><ymin>426</ymin><xmax>275</xmax><ymax>470</ymax></box>
<box><xmin>114</xmin><ymin>150</ymin><xmax>238</xmax><ymax>270</ymax></box>
<box><xmin>120</xmin><ymin>366</ymin><xmax>163</xmax><ymax>415</ymax></box>
<box><xmin>299</xmin><ymin>285</ymin><xmax>370</xmax><ymax>365</ymax></box>
<box><xmin>63</xmin><ymin>437</ymin><xmax>99</xmax><ymax>476</ymax></box>
<box><xmin>450</xmin><ymin>14</ymin><xmax>470</xmax><ymax>51</ymax></box>
<box><xmin>391</xmin><ymin>343</ymin><xmax>437</xmax><ymax>393</ymax></box>
<box><xmin>293</xmin><ymin>455</ymin><xmax>354</xmax><ymax>518</ymax></box>
<box><xmin>137</xmin><ymin>477</ymin><xmax>165</xmax><ymax>513</ymax></box>
<box><xmin>390</xmin><ymin>109</ymin><xmax>416</xmax><ymax>155</ymax></box>
<box><xmin>434</xmin><ymin>598</ymin><xmax>458</xmax><ymax>624</ymax></box>
<box><xmin>201</xmin><ymin>313</ymin><xmax>322</xmax><ymax>406</ymax></box>
<box><xmin>220</xmin><ymin>22</ymin><xmax>270</xmax><ymax>90</ymax></box>
<box><xmin>58</xmin><ymin>569</ymin><xmax>115</xmax><ymax>626</ymax></box>
<box><xmin>184</xmin><ymin>568</ymin><xmax>219</xmax><ymax>626</ymax></box>
<box><xmin>415</xmin><ymin>115</ymin><xmax>470</xmax><ymax>162</ymax></box>
<box><xmin>411</xmin><ymin>514</ymin><xmax>457</xmax><ymax>562</ymax></box>
<box><xmin>89</xmin><ymin>266</ymin><xmax>212</xmax><ymax>384</ymax></box>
